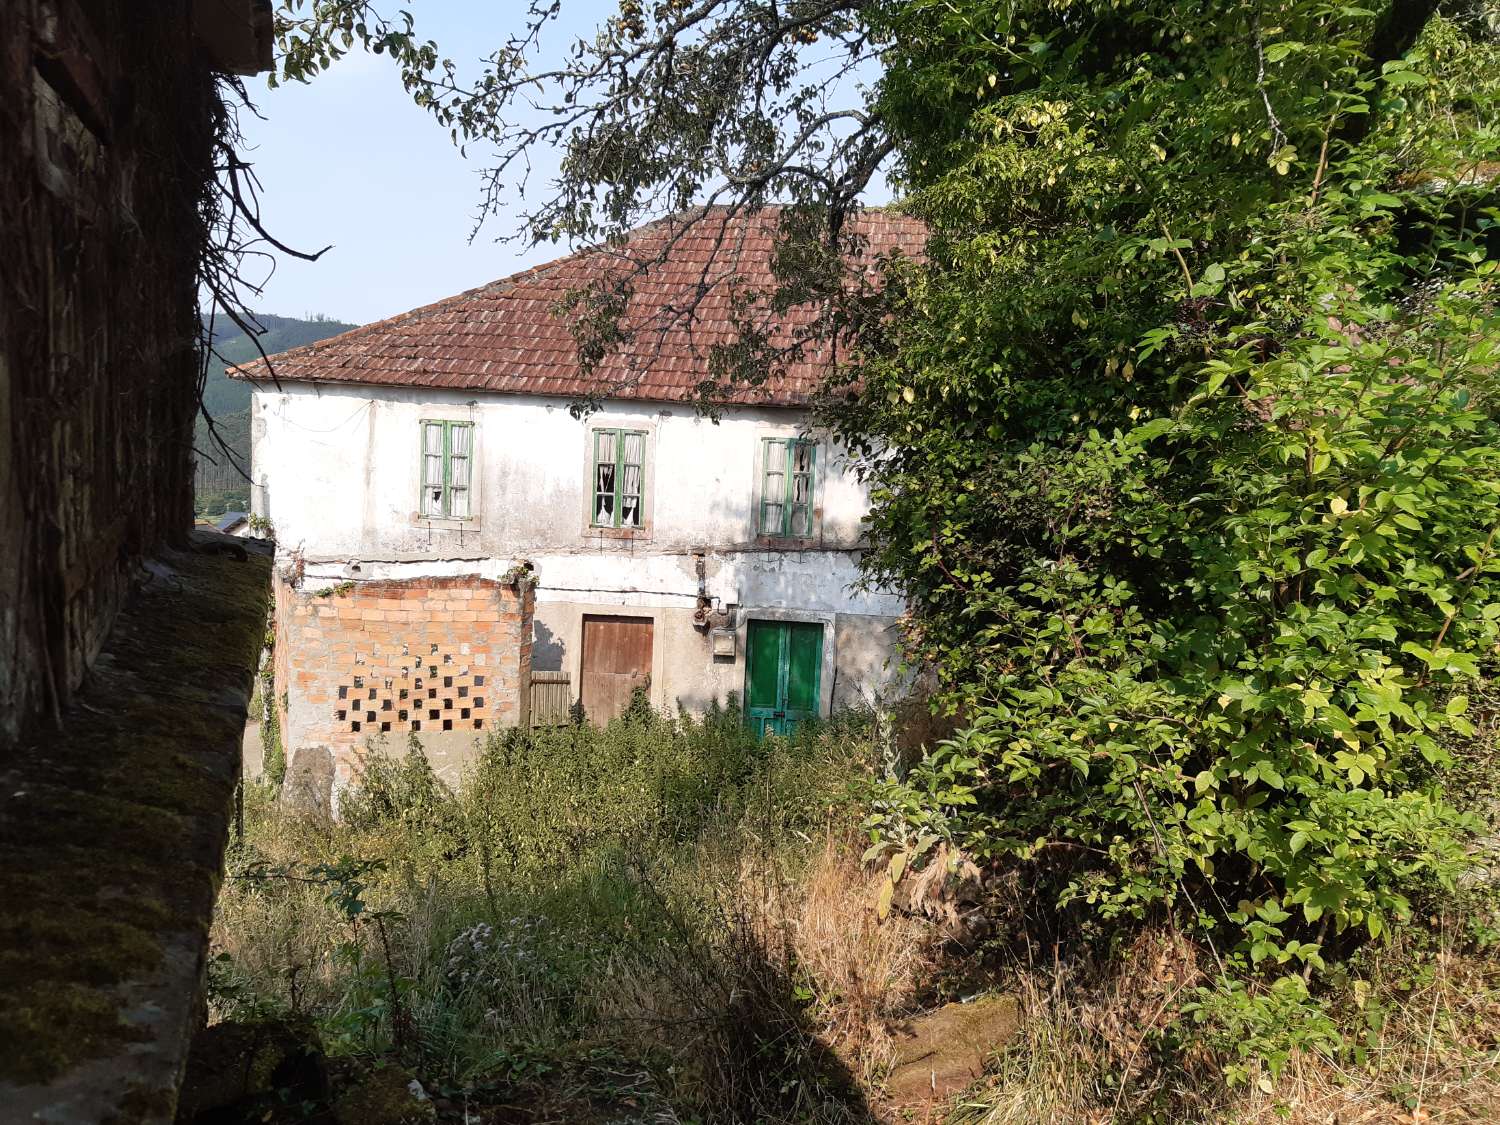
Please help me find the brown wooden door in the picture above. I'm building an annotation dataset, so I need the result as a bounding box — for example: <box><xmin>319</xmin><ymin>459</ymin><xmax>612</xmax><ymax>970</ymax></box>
<box><xmin>580</xmin><ymin>615</ymin><xmax>653</xmax><ymax>724</ymax></box>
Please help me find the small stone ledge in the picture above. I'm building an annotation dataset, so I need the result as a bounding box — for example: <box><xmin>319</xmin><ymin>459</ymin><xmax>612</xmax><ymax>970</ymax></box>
<box><xmin>0</xmin><ymin>532</ymin><xmax>272</xmax><ymax>1123</ymax></box>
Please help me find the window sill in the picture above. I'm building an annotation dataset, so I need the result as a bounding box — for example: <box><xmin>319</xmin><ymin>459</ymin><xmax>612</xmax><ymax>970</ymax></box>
<box><xmin>412</xmin><ymin>516</ymin><xmax>482</xmax><ymax>533</ymax></box>
<box><xmin>755</xmin><ymin>534</ymin><xmax>822</xmax><ymax>550</ymax></box>
<box><xmin>585</xmin><ymin>526</ymin><xmax>652</xmax><ymax>542</ymax></box>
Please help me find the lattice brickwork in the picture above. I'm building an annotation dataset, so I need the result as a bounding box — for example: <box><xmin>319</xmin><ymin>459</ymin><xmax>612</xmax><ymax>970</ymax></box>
<box><xmin>275</xmin><ymin>573</ymin><xmax>533</xmax><ymax>767</ymax></box>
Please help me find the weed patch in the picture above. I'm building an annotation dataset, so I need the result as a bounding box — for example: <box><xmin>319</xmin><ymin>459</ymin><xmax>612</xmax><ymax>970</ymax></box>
<box><xmin>210</xmin><ymin>705</ymin><xmax>940</xmax><ymax>1122</ymax></box>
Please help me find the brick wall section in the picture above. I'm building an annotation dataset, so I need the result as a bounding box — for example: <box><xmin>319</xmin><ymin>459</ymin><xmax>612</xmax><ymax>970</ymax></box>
<box><xmin>274</xmin><ymin>572</ymin><xmax>533</xmax><ymax>787</ymax></box>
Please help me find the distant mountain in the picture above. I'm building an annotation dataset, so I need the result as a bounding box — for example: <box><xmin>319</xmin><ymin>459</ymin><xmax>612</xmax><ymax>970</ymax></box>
<box><xmin>194</xmin><ymin>313</ymin><xmax>356</xmax><ymax>519</ymax></box>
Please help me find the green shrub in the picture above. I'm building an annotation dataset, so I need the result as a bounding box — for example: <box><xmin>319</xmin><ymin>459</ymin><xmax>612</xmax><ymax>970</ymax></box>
<box><xmin>860</xmin><ymin>2</ymin><xmax>1498</xmax><ymax>964</ymax></box>
<box><xmin>846</xmin><ymin>2</ymin><xmax>1500</xmax><ymax>1084</ymax></box>
<box><xmin>215</xmin><ymin>703</ymin><xmax>879</xmax><ymax>1111</ymax></box>
<box><xmin>339</xmin><ymin>735</ymin><xmax>451</xmax><ymax>833</ymax></box>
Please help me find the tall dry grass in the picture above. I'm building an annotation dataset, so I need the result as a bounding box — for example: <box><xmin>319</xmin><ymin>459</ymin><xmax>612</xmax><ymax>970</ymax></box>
<box><xmin>948</xmin><ymin>922</ymin><xmax>1500</xmax><ymax>1125</ymax></box>
<box><xmin>781</xmin><ymin>833</ymin><xmax>939</xmax><ymax>1085</ymax></box>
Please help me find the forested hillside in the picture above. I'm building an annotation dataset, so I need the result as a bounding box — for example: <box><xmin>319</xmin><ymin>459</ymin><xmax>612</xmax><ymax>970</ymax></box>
<box><xmin>194</xmin><ymin>313</ymin><xmax>355</xmax><ymax>519</ymax></box>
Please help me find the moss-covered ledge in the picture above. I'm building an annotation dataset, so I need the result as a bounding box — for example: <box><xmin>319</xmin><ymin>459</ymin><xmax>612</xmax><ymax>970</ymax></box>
<box><xmin>0</xmin><ymin>531</ymin><xmax>272</xmax><ymax>1123</ymax></box>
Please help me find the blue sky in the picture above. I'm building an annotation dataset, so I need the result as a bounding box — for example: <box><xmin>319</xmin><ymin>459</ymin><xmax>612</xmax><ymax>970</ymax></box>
<box><xmin>236</xmin><ymin>2</ymin><xmax>892</xmax><ymax>326</ymax></box>
<box><xmin>236</xmin><ymin>3</ymin><xmax>560</xmax><ymax>325</ymax></box>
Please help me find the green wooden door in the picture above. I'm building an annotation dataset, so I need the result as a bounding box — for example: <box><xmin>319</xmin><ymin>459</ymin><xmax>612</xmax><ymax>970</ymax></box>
<box><xmin>744</xmin><ymin>620</ymin><xmax>823</xmax><ymax>737</ymax></box>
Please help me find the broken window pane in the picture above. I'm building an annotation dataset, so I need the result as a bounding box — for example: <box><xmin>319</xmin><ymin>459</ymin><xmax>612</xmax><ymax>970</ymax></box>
<box><xmin>420</xmin><ymin>421</ymin><xmax>476</xmax><ymax>519</ymax></box>
<box><xmin>791</xmin><ymin>441</ymin><xmax>813</xmax><ymax>475</ymax></box>
<box><xmin>592</xmin><ymin>428</ymin><xmax>646</xmax><ymax>528</ymax></box>
<box><xmin>595</xmin><ymin>461</ymin><xmax>616</xmax><ymax>524</ymax></box>
<box><xmin>761</xmin><ymin>437</ymin><xmax>816</xmax><ymax>538</ymax></box>
<box><xmin>422</xmin><ymin>423</ymin><xmax>445</xmax><ymax>517</ymax></box>
<box><xmin>790</xmin><ymin>479</ymin><xmax>811</xmax><ymax>535</ymax></box>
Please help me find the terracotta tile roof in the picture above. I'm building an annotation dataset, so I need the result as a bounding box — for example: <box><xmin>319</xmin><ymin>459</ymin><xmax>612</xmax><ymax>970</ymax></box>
<box><xmin>228</xmin><ymin>206</ymin><xmax>927</xmax><ymax>407</ymax></box>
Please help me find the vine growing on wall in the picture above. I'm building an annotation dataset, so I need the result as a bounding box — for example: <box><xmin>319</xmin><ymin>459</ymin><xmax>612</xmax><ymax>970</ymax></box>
<box><xmin>259</xmin><ymin>602</ymin><xmax>286</xmax><ymax>787</ymax></box>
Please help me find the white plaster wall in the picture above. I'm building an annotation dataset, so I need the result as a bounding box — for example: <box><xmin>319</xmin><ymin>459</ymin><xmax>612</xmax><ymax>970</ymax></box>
<box><xmin>254</xmin><ymin>383</ymin><xmax>875</xmax><ymax>554</ymax></box>
<box><xmin>531</xmin><ymin>602</ymin><xmax>904</xmax><ymax>719</ymax></box>
<box><xmin>251</xmin><ymin>380</ymin><xmax>907</xmax><ymax>716</ymax></box>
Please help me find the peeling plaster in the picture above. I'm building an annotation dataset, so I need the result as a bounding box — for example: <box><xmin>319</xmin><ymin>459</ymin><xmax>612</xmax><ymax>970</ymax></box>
<box><xmin>254</xmin><ymin>382</ymin><xmax>906</xmax><ymax>717</ymax></box>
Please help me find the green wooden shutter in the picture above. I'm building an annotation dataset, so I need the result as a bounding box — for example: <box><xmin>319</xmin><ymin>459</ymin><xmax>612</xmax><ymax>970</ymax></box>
<box><xmin>448</xmin><ymin>422</ymin><xmax>473</xmax><ymax>518</ymax></box>
<box><xmin>421</xmin><ymin>422</ymin><xmax>445</xmax><ymax>517</ymax></box>
<box><xmin>745</xmin><ymin>621</ymin><xmax>783</xmax><ymax>737</ymax></box>
<box><xmin>760</xmin><ymin>438</ymin><xmax>786</xmax><ymax>535</ymax></box>
<box><xmin>788</xmin><ymin>441</ymin><xmax>815</xmax><ymax>537</ymax></box>
<box><xmin>784</xmin><ymin>622</ymin><xmax>823</xmax><ymax>725</ymax></box>
<box><xmin>759</xmin><ymin>438</ymin><xmax>816</xmax><ymax>538</ymax></box>
<box><xmin>592</xmin><ymin>429</ymin><xmax>618</xmax><ymax>526</ymax></box>
<box><xmin>744</xmin><ymin>620</ymin><xmax>823</xmax><ymax>737</ymax></box>
<box><xmin>592</xmin><ymin>428</ymin><xmax>647</xmax><ymax>528</ymax></box>
<box><xmin>420</xmin><ymin>420</ymin><xmax>475</xmax><ymax>519</ymax></box>
<box><xmin>620</xmin><ymin>430</ymin><xmax>644</xmax><ymax>527</ymax></box>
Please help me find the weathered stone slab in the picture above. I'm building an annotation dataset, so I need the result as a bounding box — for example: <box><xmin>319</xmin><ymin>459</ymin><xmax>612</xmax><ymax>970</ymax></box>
<box><xmin>0</xmin><ymin>533</ymin><xmax>272</xmax><ymax>1123</ymax></box>
<box><xmin>882</xmin><ymin>992</ymin><xmax>1019</xmax><ymax>1115</ymax></box>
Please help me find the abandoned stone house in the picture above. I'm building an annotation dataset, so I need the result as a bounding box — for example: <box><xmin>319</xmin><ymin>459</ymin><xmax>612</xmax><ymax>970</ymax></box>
<box><xmin>235</xmin><ymin>209</ymin><xmax>926</xmax><ymax>800</ymax></box>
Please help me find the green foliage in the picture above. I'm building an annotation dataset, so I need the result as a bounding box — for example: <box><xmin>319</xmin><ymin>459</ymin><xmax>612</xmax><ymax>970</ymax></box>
<box><xmin>850</xmin><ymin>0</ymin><xmax>1500</xmax><ymax>1041</ymax></box>
<box><xmin>342</xmin><ymin>701</ymin><xmax>869</xmax><ymax>882</ymax></box>
<box><xmin>260</xmin><ymin>661</ymin><xmax>286</xmax><ymax>789</ymax></box>
<box><xmin>266</xmin><ymin>0</ymin><xmax>1500</xmax><ymax>1088</ymax></box>
<box><xmin>216</xmin><ymin>707</ymin><xmax>880</xmax><ymax>1119</ymax></box>
<box><xmin>1183</xmin><ymin>974</ymin><xmax>1340</xmax><ymax>1089</ymax></box>
<box><xmin>338</xmin><ymin>735</ymin><xmax>449</xmax><ymax>834</ymax></box>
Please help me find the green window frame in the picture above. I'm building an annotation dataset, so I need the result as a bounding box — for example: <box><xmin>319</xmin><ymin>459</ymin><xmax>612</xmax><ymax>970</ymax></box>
<box><xmin>591</xmin><ymin>428</ymin><xmax>646</xmax><ymax>529</ymax></box>
<box><xmin>759</xmin><ymin>438</ymin><xmax>817</xmax><ymax>538</ymax></box>
<box><xmin>419</xmin><ymin>420</ymin><xmax>474</xmax><ymax>520</ymax></box>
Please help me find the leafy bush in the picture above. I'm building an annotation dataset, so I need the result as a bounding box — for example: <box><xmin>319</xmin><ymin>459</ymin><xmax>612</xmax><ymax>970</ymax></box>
<box><xmin>339</xmin><ymin>734</ymin><xmax>450</xmax><ymax>833</ymax></box>
<box><xmin>851</xmin><ymin>0</ymin><xmax>1500</xmax><ymax>1067</ymax></box>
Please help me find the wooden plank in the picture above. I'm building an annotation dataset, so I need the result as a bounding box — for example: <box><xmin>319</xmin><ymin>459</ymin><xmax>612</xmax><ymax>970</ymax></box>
<box><xmin>529</xmin><ymin>671</ymin><xmax>571</xmax><ymax>727</ymax></box>
<box><xmin>580</xmin><ymin>614</ymin><xmax>652</xmax><ymax>723</ymax></box>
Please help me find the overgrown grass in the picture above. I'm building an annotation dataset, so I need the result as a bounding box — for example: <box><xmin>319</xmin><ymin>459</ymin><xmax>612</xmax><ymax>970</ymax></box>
<box><xmin>212</xmin><ymin>703</ymin><xmax>940</xmax><ymax>1122</ymax></box>
<box><xmin>943</xmin><ymin>895</ymin><xmax>1500</xmax><ymax>1124</ymax></box>
<box><xmin>212</xmin><ymin>700</ymin><xmax>1500</xmax><ymax>1122</ymax></box>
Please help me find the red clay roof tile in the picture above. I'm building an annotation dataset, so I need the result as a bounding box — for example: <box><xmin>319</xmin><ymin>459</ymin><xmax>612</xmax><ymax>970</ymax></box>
<box><xmin>228</xmin><ymin>206</ymin><xmax>926</xmax><ymax>407</ymax></box>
